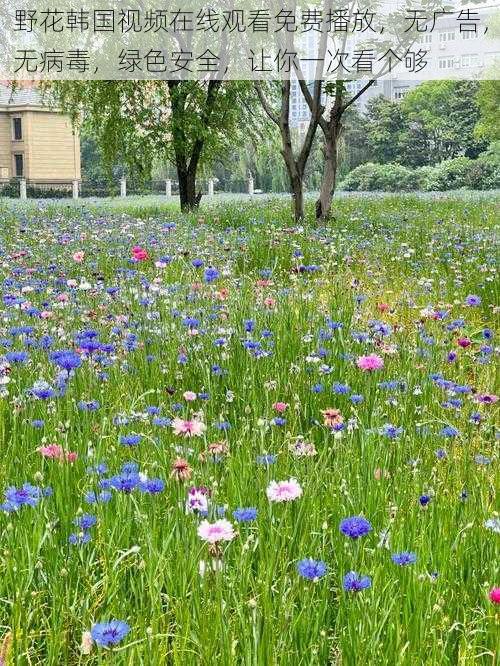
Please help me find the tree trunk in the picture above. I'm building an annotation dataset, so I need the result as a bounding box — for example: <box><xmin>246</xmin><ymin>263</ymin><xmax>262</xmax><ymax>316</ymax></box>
<box><xmin>291</xmin><ymin>175</ymin><xmax>304</xmax><ymax>222</ymax></box>
<box><xmin>316</xmin><ymin>119</ymin><xmax>341</xmax><ymax>221</ymax></box>
<box><xmin>177</xmin><ymin>165</ymin><xmax>202</xmax><ymax>212</ymax></box>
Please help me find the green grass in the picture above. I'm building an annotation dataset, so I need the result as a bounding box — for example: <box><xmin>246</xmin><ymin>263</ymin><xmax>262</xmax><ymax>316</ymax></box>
<box><xmin>0</xmin><ymin>194</ymin><xmax>498</xmax><ymax>665</ymax></box>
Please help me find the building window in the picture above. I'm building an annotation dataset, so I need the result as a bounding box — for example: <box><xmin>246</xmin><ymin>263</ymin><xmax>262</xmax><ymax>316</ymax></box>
<box><xmin>461</xmin><ymin>54</ymin><xmax>479</xmax><ymax>67</ymax></box>
<box><xmin>439</xmin><ymin>31</ymin><xmax>455</xmax><ymax>43</ymax></box>
<box><xmin>419</xmin><ymin>34</ymin><xmax>432</xmax><ymax>44</ymax></box>
<box><xmin>14</xmin><ymin>153</ymin><xmax>23</xmax><ymax>177</ymax></box>
<box><xmin>12</xmin><ymin>117</ymin><xmax>22</xmax><ymax>141</ymax></box>
<box><xmin>461</xmin><ymin>31</ymin><xmax>479</xmax><ymax>40</ymax></box>
<box><xmin>394</xmin><ymin>87</ymin><xmax>409</xmax><ymax>100</ymax></box>
<box><xmin>438</xmin><ymin>57</ymin><xmax>455</xmax><ymax>69</ymax></box>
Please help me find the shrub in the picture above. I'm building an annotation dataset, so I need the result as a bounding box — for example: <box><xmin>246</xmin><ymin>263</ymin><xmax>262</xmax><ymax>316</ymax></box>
<box><xmin>341</xmin><ymin>154</ymin><xmax>500</xmax><ymax>192</ymax></box>
<box><xmin>340</xmin><ymin>163</ymin><xmax>413</xmax><ymax>191</ymax></box>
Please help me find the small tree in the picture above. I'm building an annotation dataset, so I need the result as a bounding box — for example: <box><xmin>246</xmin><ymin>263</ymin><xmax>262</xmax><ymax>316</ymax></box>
<box><xmin>255</xmin><ymin>80</ymin><xmax>324</xmax><ymax>221</ymax></box>
<box><xmin>47</xmin><ymin>80</ymin><xmax>256</xmax><ymax>211</ymax></box>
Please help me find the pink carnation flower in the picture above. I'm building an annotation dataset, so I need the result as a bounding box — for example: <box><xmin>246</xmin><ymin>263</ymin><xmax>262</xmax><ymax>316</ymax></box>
<box><xmin>131</xmin><ymin>246</ymin><xmax>149</xmax><ymax>261</ymax></box>
<box><xmin>356</xmin><ymin>354</ymin><xmax>384</xmax><ymax>371</ymax></box>
<box><xmin>72</xmin><ymin>251</ymin><xmax>85</xmax><ymax>263</ymax></box>
<box><xmin>172</xmin><ymin>417</ymin><xmax>206</xmax><ymax>437</ymax></box>
<box><xmin>489</xmin><ymin>587</ymin><xmax>500</xmax><ymax>604</ymax></box>
<box><xmin>38</xmin><ymin>444</ymin><xmax>77</xmax><ymax>463</ymax></box>
<box><xmin>183</xmin><ymin>391</ymin><xmax>197</xmax><ymax>402</ymax></box>
<box><xmin>273</xmin><ymin>401</ymin><xmax>288</xmax><ymax>413</ymax></box>
<box><xmin>266</xmin><ymin>478</ymin><xmax>303</xmax><ymax>502</ymax></box>
<box><xmin>197</xmin><ymin>519</ymin><xmax>235</xmax><ymax>543</ymax></box>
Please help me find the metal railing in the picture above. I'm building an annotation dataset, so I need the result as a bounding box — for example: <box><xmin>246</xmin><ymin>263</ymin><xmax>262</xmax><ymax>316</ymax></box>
<box><xmin>0</xmin><ymin>176</ymin><xmax>257</xmax><ymax>200</ymax></box>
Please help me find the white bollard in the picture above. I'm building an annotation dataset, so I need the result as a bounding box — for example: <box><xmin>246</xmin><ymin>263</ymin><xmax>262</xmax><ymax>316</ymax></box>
<box><xmin>19</xmin><ymin>178</ymin><xmax>27</xmax><ymax>200</ymax></box>
<box><xmin>248</xmin><ymin>175</ymin><xmax>254</xmax><ymax>196</ymax></box>
<box><xmin>208</xmin><ymin>178</ymin><xmax>214</xmax><ymax>196</ymax></box>
<box><xmin>165</xmin><ymin>179</ymin><xmax>172</xmax><ymax>197</ymax></box>
<box><xmin>72</xmin><ymin>180</ymin><xmax>79</xmax><ymax>199</ymax></box>
<box><xmin>120</xmin><ymin>177</ymin><xmax>127</xmax><ymax>198</ymax></box>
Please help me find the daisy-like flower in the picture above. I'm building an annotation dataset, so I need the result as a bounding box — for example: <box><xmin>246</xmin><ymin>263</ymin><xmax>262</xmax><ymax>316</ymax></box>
<box><xmin>321</xmin><ymin>408</ymin><xmax>343</xmax><ymax>428</ymax></box>
<box><xmin>172</xmin><ymin>417</ymin><xmax>206</xmax><ymax>437</ymax></box>
<box><xmin>170</xmin><ymin>457</ymin><xmax>193</xmax><ymax>481</ymax></box>
<box><xmin>197</xmin><ymin>519</ymin><xmax>235</xmax><ymax>543</ymax></box>
<box><xmin>266</xmin><ymin>478</ymin><xmax>303</xmax><ymax>502</ymax></box>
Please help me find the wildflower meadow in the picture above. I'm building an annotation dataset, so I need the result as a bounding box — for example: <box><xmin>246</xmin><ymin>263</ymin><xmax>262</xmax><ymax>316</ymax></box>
<box><xmin>0</xmin><ymin>194</ymin><xmax>498</xmax><ymax>665</ymax></box>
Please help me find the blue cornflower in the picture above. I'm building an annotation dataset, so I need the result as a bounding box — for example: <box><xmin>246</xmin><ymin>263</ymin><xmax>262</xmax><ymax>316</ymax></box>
<box><xmin>49</xmin><ymin>350</ymin><xmax>82</xmax><ymax>372</ymax></box>
<box><xmin>139</xmin><ymin>478</ymin><xmax>165</xmax><ymax>494</ymax></box>
<box><xmin>350</xmin><ymin>394</ymin><xmax>364</xmax><ymax>404</ymax></box>
<box><xmin>30</xmin><ymin>380</ymin><xmax>55</xmax><ymax>400</ymax></box>
<box><xmin>121</xmin><ymin>462</ymin><xmax>139</xmax><ymax>474</ymax></box>
<box><xmin>340</xmin><ymin>516</ymin><xmax>372</xmax><ymax>539</ymax></box>
<box><xmin>74</xmin><ymin>514</ymin><xmax>97</xmax><ymax>530</ymax></box>
<box><xmin>204</xmin><ymin>267</ymin><xmax>219</xmax><ymax>283</ymax></box>
<box><xmin>464</xmin><ymin>294</ymin><xmax>481</xmax><ymax>306</ymax></box>
<box><xmin>109</xmin><ymin>473</ymin><xmax>140</xmax><ymax>493</ymax></box>
<box><xmin>233</xmin><ymin>507</ymin><xmax>258</xmax><ymax>522</ymax></box>
<box><xmin>440</xmin><ymin>426</ymin><xmax>459</xmax><ymax>438</ymax></box>
<box><xmin>191</xmin><ymin>258</ymin><xmax>204</xmax><ymax>268</ymax></box>
<box><xmin>419</xmin><ymin>495</ymin><xmax>431</xmax><ymax>506</ymax></box>
<box><xmin>153</xmin><ymin>417</ymin><xmax>171</xmax><ymax>427</ymax></box>
<box><xmin>271</xmin><ymin>417</ymin><xmax>286</xmax><ymax>426</ymax></box>
<box><xmin>119</xmin><ymin>434</ymin><xmax>141</xmax><ymax>447</ymax></box>
<box><xmin>68</xmin><ymin>532</ymin><xmax>92</xmax><ymax>546</ymax></box>
<box><xmin>256</xmin><ymin>454</ymin><xmax>277</xmax><ymax>465</ymax></box>
<box><xmin>297</xmin><ymin>558</ymin><xmax>328</xmax><ymax>580</ymax></box>
<box><xmin>5</xmin><ymin>483</ymin><xmax>41</xmax><ymax>509</ymax></box>
<box><xmin>90</xmin><ymin>620</ymin><xmax>130</xmax><ymax>647</ymax></box>
<box><xmin>474</xmin><ymin>454</ymin><xmax>491</xmax><ymax>465</ymax></box>
<box><xmin>391</xmin><ymin>551</ymin><xmax>417</xmax><ymax>566</ymax></box>
<box><xmin>5</xmin><ymin>351</ymin><xmax>28</xmax><ymax>364</ymax></box>
<box><xmin>84</xmin><ymin>490</ymin><xmax>112</xmax><ymax>504</ymax></box>
<box><xmin>380</xmin><ymin>423</ymin><xmax>403</xmax><ymax>439</ymax></box>
<box><xmin>343</xmin><ymin>571</ymin><xmax>372</xmax><ymax>592</ymax></box>
<box><xmin>435</xmin><ymin>448</ymin><xmax>447</xmax><ymax>460</ymax></box>
<box><xmin>31</xmin><ymin>419</ymin><xmax>44</xmax><ymax>428</ymax></box>
<box><xmin>332</xmin><ymin>382</ymin><xmax>350</xmax><ymax>394</ymax></box>
<box><xmin>78</xmin><ymin>400</ymin><xmax>100</xmax><ymax>411</ymax></box>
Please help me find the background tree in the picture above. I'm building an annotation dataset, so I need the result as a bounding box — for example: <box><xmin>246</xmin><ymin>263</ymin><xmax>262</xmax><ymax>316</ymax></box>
<box><xmin>364</xmin><ymin>97</ymin><xmax>406</xmax><ymax>165</ymax></box>
<box><xmin>400</xmin><ymin>81</ymin><xmax>487</xmax><ymax>164</ymax></box>
<box><xmin>47</xmin><ymin>80</ymin><xmax>257</xmax><ymax>211</ymax></box>
<box><xmin>475</xmin><ymin>81</ymin><xmax>500</xmax><ymax>143</ymax></box>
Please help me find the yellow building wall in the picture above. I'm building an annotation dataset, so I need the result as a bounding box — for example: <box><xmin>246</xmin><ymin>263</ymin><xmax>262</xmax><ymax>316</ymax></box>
<box><xmin>27</xmin><ymin>112</ymin><xmax>81</xmax><ymax>181</ymax></box>
<box><xmin>0</xmin><ymin>110</ymin><xmax>81</xmax><ymax>181</ymax></box>
<box><xmin>0</xmin><ymin>114</ymin><xmax>11</xmax><ymax>178</ymax></box>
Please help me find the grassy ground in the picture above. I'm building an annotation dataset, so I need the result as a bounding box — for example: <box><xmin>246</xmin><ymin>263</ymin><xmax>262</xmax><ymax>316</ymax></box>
<box><xmin>0</xmin><ymin>195</ymin><xmax>498</xmax><ymax>665</ymax></box>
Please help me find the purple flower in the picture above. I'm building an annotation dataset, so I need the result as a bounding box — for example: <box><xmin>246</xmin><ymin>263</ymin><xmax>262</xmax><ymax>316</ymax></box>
<box><xmin>465</xmin><ymin>294</ymin><xmax>481</xmax><ymax>306</ymax></box>
<box><xmin>90</xmin><ymin>620</ymin><xmax>130</xmax><ymax>647</ymax></box>
<box><xmin>391</xmin><ymin>551</ymin><xmax>417</xmax><ymax>566</ymax></box>
<box><xmin>297</xmin><ymin>558</ymin><xmax>328</xmax><ymax>580</ymax></box>
<box><xmin>340</xmin><ymin>516</ymin><xmax>372</xmax><ymax>539</ymax></box>
<box><xmin>343</xmin><ymin>571</ymin><xmax>372</xmax><ymax>592</ymax></box>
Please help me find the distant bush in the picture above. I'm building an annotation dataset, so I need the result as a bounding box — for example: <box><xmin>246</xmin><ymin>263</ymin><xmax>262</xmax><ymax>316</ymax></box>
<box><xmin>340</xmin><ymin>154</ymin><xmax>500</xmax><ymax>192</ymax></box>
<box><xmin>340</xmin><ymin>163</ymin><xmax>414</xmax><ymax>192</ymax></box>
<box><xmin>0</xmin><ymin>179</ymin><xmax>20</xmax><ymax>197</ymax></box>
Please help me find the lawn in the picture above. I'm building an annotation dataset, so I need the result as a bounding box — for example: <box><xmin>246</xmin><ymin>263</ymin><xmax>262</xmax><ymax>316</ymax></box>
<box><xmin>0</xmin><ymin>195</ymin><xmax>498</xmax><ymax>665</ymax></box>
